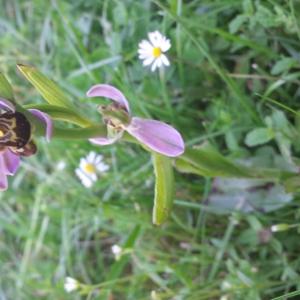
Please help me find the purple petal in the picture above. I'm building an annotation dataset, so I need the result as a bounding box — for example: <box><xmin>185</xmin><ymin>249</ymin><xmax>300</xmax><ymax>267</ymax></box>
<box><xmin>89</xmin><ymin>131</ymin><xmax>123</xmax><ymax>145</ymax></box>
<box><xmin>0</xmin><ymin>98</ymin><xmax>15</xmax><ymax>112</ymax></box>
<box><xmin>126</xmin><ymin>117</ymin><xmax>185</xmax><ymax>157</ymax></box>
<box><xmin>3</xmin><ymin>150</ymin><xmax>20</xmax><ymax>175</ymax></box>
<box><xmin>86</xmin><ymin>84</ymin><xmax>130</xmax><ymax>113</ymax></box>
<box><xmin>0</xmin><ymin>154</ymin><xmax>8</xmax><ymax>191</ymax></box>
<box><xmin>28</xmin><ymin>109</ymin><xmax>53</xmax><ymax>141</ymax></box>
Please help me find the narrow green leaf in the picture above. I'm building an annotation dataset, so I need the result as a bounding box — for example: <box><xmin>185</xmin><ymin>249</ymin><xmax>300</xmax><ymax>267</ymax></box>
<box><xmin>176</xmin><ymin>143</ymin><xmax>284</xmax><ymax>180</ymax></box>
<box><xmin>152</xmin><ymin>153</ymin><xmax>174</xmax><ymax>226</ymax></box>
<box><xmin>17</xmin><ymin>64</ymin><xmax>74</xmax><ymax>109</ymax></box>
<box><xmin>176</xmin><ymin>144</ymin><xmax>252</xmax><ymax>178</ymax></box>
<box><xmin>0</xmin><ymin>72</ymin><xmax>14</xmax><ymax>101</ymax></box>
<box><xmin>24</xmin><ymin>104</ymin><xmax>92</xmax><ymax>127</ymax></box>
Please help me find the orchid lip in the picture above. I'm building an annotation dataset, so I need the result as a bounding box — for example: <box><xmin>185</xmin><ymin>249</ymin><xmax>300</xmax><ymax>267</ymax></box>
<box><xmin>0</xmin><ymin>97</ymin><xmax>53</xmax><ymax>190</ymax></box>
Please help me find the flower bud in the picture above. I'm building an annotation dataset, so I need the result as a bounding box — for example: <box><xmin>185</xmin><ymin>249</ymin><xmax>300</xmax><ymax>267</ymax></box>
<box><xmin>270</xmin><ymin>224</ymin><xmax>290</xmax><ymax>232</ymax></box>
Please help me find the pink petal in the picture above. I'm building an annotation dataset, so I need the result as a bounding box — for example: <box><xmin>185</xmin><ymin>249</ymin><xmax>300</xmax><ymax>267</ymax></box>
<box><xmin>0</xmin><ymin>154</ymin><xmax>8</xmax><ymax>191</ymax></box>
<box><xmin>86</xmin><ymin>84</ymin><xmax>130</xmax><ymax>113</ymax></box>
<box><xmin>0</xmin><ymin>98</ymin><xmax>15</xmax><ymax>112</ymax></box>
<box><xmin>3</xmin><ymin>150</ymin><xmax>20</xmax><ymax>175</ymax></box>
<box><xmin>28</xmin><ymin>109</ymin><xmax>53</xmax><ymax>141</ymax></box>
<box><xmin>126</xmin><ymin>117</ymin><xmax>185</xmax><ymax>157</ymax></box>
<box><xmin>89</xmin><ymin>136</ymin><xmax>118</xmax><ymax>145</ymax></box>
<box><xmin>89</xmin><ymin>127</ymin><xmax>124</xmax><ymax>146</ymax></box>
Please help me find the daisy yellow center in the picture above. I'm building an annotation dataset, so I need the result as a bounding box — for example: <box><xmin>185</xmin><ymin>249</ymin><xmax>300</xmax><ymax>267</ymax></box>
<box><xmin>0</xmin><ymin>130</ymin><xmax>4</xmax><ymax>137</ymax></box>
<box><xmin>84</xmin><ymin>163</ymin><xmax>96</xmax><ymax>174</ymax></box>
<box><xmin>152</xmin><ymin>47</ymin><xmax>162</xmax><ymax>58</ymax></box>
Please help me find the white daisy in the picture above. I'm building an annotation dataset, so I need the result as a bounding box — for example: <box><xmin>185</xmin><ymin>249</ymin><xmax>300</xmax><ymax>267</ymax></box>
<box><xmin>64</xmin><ymin>277</ymin><xmax>79</xmax><ymax>293</ymax></box>
<box><xmin>138</xmin><ymin>30</ymin><xmax>171</xmax><ymax>72</ymax></box>
<box><xmin>75</xmin><ymin>151</ymin><xmax>109</xmax><ymax>188</ymax></box>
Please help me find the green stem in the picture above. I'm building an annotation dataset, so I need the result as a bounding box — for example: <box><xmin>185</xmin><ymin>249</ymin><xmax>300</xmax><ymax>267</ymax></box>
<box><xmin>159</xmin><ymin>68</ymin><xmax>174</xmax><ymax>121</ymax></box>
<box><xmin>53</xmin><ymin>125</ymin><xmax>107</xmax><ymax>140</ymax></box>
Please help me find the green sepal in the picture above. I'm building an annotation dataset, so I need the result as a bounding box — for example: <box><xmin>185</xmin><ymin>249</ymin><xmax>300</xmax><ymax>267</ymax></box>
<box><xmin>17</xmin><ymin>64</ymin><xmax>74</xmax><ymax>110</ymax></box>
<box><xmin>0</xmin><ymin>72</ymin><xmax>14</xmax><ymax>101</ymax></box>
<box><xmin>152</xmin><ymin>153</ymin><xmax>174</xmax><ymax>226</ymax></box>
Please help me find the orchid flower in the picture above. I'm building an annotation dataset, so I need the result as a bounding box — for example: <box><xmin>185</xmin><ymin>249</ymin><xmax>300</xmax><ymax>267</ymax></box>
<box><xmin>86</xmin><ymin>84</ymin><xmax>184</xmax><ymax>157</ymax></box>
<box><xmin>0</xmin><ymin>98</ymin><xmax>52</xmax><ymax>190</ymax></box>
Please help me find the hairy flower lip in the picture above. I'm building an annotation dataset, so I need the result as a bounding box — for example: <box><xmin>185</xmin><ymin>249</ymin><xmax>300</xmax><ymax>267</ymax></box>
<box><xmin>86</xmin><ymin>84</ymin><xmax>185</xmax><ymax>157</ymax></box>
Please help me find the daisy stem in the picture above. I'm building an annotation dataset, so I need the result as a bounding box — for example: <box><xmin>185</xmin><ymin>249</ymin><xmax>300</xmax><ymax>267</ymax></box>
<box><xmin>176</xmin><ymin>0</ymin><xmax>185</xmax><ymax>88</ymax></box>
<box><xmin>159</xmin><ymin>68</ymin><xmax>174</xmax><ymax>122</ymax></box>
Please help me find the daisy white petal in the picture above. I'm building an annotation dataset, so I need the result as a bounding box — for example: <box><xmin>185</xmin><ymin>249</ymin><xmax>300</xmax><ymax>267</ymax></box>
<box><xmin>94</xmin><ymin>156</ymin><xmax>102</xmax><ymax>164</ymax></box>
<box><xmin>96</xmin><ymin>162</ymin><xmax>110</xmax><ymax>172</ymax></box>
<box><xmin>76</xmin><ymin>168</ymin><xmax>94</xmax><ymax>188</ymax></box>
<box><xmin>139</xmin><ymin>53</ymin><xmax>151</xmax><ymax>60</ymax></box>
<box><xmin>161</xmin><ymin>39</ymin><xmax>171</xmax><ymax>52</ymax></box>
<box><xmin>160</xmin><ymin>54</ymin><xmax>170</xmax><ymax>66</ymax></box>
<box><xmin>143</xmin><ymin>56</ymin><xmax>155</xmax><ymax>66</ymax></box>
<box><xmin>79</xmin><ymin>158</ymin><xmax>87</xmax><ymax>169</ymax></box>
<box><xmin>156</xmin><ymin>57</ymin><xmax>163</xmax><ymax>68</ymax></box>
<box><xmin>151</xmin><ymin>59</ymin><xmax>159</xmax><ymax>72</ymax></box>
<box><xmin>87</xmin><ymin>151</ymin><xmax>96</xmax><ymax>162</ymax></box>
<box><xmin>138</xmin><ymin>40</ymin><xmax>153</xmax><ymax>51</ymax></box>
<box><xmin>148</xmin><ymin>31</ymin><xmax>162</xmax><ymax>47</ymax></box>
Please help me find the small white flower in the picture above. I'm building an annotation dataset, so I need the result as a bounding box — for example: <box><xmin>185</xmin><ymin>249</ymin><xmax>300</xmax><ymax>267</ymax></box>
<box><xmin>151</xmin><ymin>290</ymin><xmax>161</xmax><ymax>300</ymax></box>
<box><xmin>271</xmin><ymin>223</ymin><xmax>290</xmax><ymax>232</ymax></box>
<box><xmin>111</xmin><ymin>244</ymin><xmax>122</xmax><ymax>260</ymax></box>
<box><xmin>64</xmin><ymin>277</ymin><xmax>79</xmax><ymax>293</ymax></box>
<box><xmin>221</xmin><ymin>281</ymin><xmax>232</xmax><ymax>290</ymax></box>
<box><xmin>75</xmin><ymin>151</ymin><xmax>109</xmax><ymax>188</ymax></box>
<box><xmin>56</xmin><ymin>160</ymin><xmax>66</xmax><ymax>171</ymax></box>
<box><xmin>138</xmin><ymin>30</ymin><xmax>171</xmax><ymax>72</ymax></box>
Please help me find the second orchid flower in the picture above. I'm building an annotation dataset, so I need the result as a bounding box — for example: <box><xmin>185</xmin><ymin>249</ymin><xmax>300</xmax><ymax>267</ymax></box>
<box><xmin>86</xmin><ymin>84</ymin><xmax>184</xmax><ymax>157</ymax></box>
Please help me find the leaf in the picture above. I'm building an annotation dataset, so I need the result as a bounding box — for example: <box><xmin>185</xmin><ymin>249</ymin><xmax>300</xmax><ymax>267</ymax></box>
<box><xmin>229</xmin><ymin>15</ymin><xmax>248</xmax><ymax>34</ymax></box>
<box><xmin>17</xmin><ymin>64</ymin><xmax>74</xmax><ymax>109</ymax></box>
<box><xmin>24</xmin><ymin>104</ymin><xmax>92</xmax><ymax>127</ymax></box>
<box><xmin>208</xmin><ymin>178</ymin><xmax>292</xmax><ymax>213</ymax></box>
<box><xmin>176</xmin><ymin>144</ymin><xmax>253</xmax><ymax>178</ymax></box>
<box><xmin>283</xmin><ymin>176</ymin><xmax>300</xmax><ymax>193</ymax></box>
<box><xmin>245</xmin><ymin>128</ymin><xmax>274</xmax><ymax>146</ymax></box>
<box><xmin>0</xmin><ymin>72</ymin><xmax>14</xmax><ymax>101</ymax></box>
<box><xmin>176</xmin><ymin>144</ymin><xmax>283</xmax><ymax>180</ymax></box>
<box><xmin>271</xmin><ymin>57</ymin><xmax>298</xmax><ymax>75</ymax></box>
<box><xmin>152</xmin><ymin>153</ymin><xmax>174</xmax><ymax>226</ymax></box>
